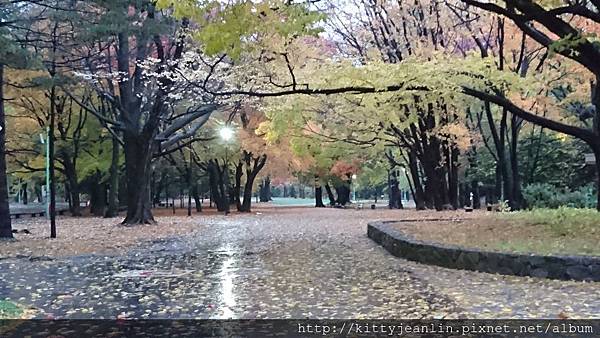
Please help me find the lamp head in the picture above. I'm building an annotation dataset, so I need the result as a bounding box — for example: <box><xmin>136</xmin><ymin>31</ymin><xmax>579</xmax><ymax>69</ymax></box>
<box><xmin>219</xmin><ymin>126</ymin><xmax>234</xmax><ymax>142</ymax></box>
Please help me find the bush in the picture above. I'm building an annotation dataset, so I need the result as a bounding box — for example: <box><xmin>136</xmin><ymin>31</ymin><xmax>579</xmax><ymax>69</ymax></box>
<box><xmin>523</xmin><ymin>183</ymin><xmax>596</xmax><ymax>209</ymax></box>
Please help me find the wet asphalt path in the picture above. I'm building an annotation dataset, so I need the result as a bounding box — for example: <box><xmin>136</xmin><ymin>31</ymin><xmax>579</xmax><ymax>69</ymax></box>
<box><xmin>0</xmin><ymin>208</ymin><xmax>598</xmax><ymax>319</ymax></box>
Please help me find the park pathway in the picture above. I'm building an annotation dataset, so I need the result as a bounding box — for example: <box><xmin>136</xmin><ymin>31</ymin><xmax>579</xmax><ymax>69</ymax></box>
<box><xmin>0</xmin><ymin>208</ymin><xmax>599</xmax><ymax>319</ymax></box>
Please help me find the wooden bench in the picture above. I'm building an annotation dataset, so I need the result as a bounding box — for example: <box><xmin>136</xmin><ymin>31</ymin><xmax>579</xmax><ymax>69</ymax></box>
<box><xmin>11</xmin><ymin>208</ymin><xmax>68</xmax><ymax>219</ymax></box>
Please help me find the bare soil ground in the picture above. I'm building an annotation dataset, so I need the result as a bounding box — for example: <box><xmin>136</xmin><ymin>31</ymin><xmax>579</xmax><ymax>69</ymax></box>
<box><xmin>392</xmin><ymin>213</ymin><xmax>600</xmax><ymax>256</ymax></box>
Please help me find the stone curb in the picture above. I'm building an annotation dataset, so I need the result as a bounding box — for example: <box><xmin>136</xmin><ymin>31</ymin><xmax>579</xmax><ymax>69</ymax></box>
<box><xmin>367</xmin><ymin>220</ymin><xmax>600</xmax><ymax>282</ymax></box>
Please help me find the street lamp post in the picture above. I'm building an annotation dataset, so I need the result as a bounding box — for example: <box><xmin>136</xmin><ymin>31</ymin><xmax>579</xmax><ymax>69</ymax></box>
<box><xmin>39</xmin><ymin>130</ymin><xmax>49</xmax><ymax>219</ymax></box>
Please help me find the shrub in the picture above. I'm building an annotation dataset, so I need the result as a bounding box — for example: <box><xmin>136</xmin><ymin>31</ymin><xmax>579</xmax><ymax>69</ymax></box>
<box><xmin>523</xmin><ymin>183</ymin><xmax>596</xmax><ymax>209</ymax></box>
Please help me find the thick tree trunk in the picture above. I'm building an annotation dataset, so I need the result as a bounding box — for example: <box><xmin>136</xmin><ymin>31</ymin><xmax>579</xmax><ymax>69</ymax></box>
<box><xmin>259</xmin><ymin>176</ymin><xmax>271</xmax><ymax>202</ymax></box>
<box><xmin>239</xmin><ymin>153</ymin><xmax>266</xmax><ymax>212</ymax></box>
<box><xmin>122</xmin><ymin>133</ymin><xmax>155</xmax><ymax>224</ymax></box>
<box><xmin>335</xmin><ymin>181</ymin><xmax>351</xmax><ymax>206</ymax></box>
<box><xmin>324</xmin><ymin>183</ymin><xmax>336</xmax><ymax>206</ymax></box>
<box><xmin>105</xmin><ymin>136</ymin><xmax>120</xmax><ymax>218</ymax></box>
<box><xmin>408</xmin><ymin>150</ymin><xmax>426</xmax><ymax>210</ymax></box>
<box><xmin>314</xmin><ymin>175</ymin><xmax>325</xmax><ymax>208</ymax></box>
<box><xmin>0</xmin><ymin>64</ymin><xmax>12</xmax><ymax>238</ymax></box>
<box><xmin>240</xmin><ymin>176</ymin><xmax>254</xmax><ymax>212</ymax></box>
<box><xmin>239</xmin><ymin>176</ymin><xmax>256</xmax><ymax>212</ymax></box>
<box><xmin>421</xmin><ymin>154</ymin><xmax>445</xmax><ymax>210</ymax></box>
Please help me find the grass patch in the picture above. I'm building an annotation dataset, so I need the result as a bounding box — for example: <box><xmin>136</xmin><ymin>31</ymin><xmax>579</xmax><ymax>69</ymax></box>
<box><xmin>497</xmin><ymin>207</ymin><xmax>600</xmax><ymax>238</ymax></box>
<box><xmin>493</xmin><ymin>207</ymin><xmax>600</xmax><ymax>256</ymax></box>
<box><xmin>0</xmin><ymin>300</ymin><xmax>24</xmax><ymax>319</ymax></box>
<box><xmin>393</xmin><ymin>208</ymin><xmax>600</xmax><ymax>256</ymax></box>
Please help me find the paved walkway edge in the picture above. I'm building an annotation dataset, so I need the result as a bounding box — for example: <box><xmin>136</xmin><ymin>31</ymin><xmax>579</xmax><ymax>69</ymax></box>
<box><xmin>367</xmin><ymin>220</ymin><xmax>600</xmax><ymax>282</ymax></box>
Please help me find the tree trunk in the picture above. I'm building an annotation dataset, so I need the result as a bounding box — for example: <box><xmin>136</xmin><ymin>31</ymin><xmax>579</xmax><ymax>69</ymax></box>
<box><xmin>499</xmin><ymin>109</ymin><xmax>513</xmax><ymax>204</ymax></box>
<box><xmin>240</xmin><ymin>153</ymin><xmax>266</xmax><ymax>212</ymax></box>
<box><xmin>62</xmin><ymin>155</ymin><xmax>81</xmax><ymax>216</ymax></box>
<box><xmin>259</xmin><ymin>176</ymin><xmax>271</xmax><ymax>202</ymax></box>
<box><xmin>471</xmin><ymin>180</ymin><xmax>481</xmax><ymax>209</ymax></box>
<box><xmin>509</xmin><ymin>115</ymin><xmax>522</xmax><ymax>210</ymax></box>
<box><xmin>240</xmin><ymin>176</ymin><xmax>254</xmax><ymax>212</ymax></box>
<box><xmin>192</xmin><ymin>183</ymin><xmax>202</xmax><ymax>212</ymax></box>
<box><xmin>459</xmin><ymin>183</ymin><xmax>466</xmax><ymax>207</ymax></box>
<box><xmin>90</xmin><ymin>179</ymin><xmax>107</xmax><ymax>217</ymax></box>
<box><xmin>48</xmin><ymin>87</ymin><xmax>57</xmax><ymax>238</ymax></box>
<box><xmin>408</xmin><ymin>150</ymin><xmax>426</xmax><ymax>210</ymax></box>
<box><xmin>421</xmin><ymin>152</ymin><xmax>445</xmax><ymax>210</ymax></box>
<box><xmin>389</xmin><ymin>170</ymin><xmax>402</xmax><ymax>209</ymax></box>
<box><xmin>595</xmin><ymin>148</ymin><xmax>600</xmax><ymax>211</ymax></box>
<box><xmin>234</xmin><ymin>161</ymin><xmax>243</xmax><ymax>211</ymax></box>
<box><xmin>208</xmin><ymin>160</ymin><xmax>228</xmax><ymax>212</ymax></box>
<box><xmin>494</xmin><ymin>166</ymin><xmax>501</xmax><ymax>203</ymax></box>
<box><xmin>105</xmin><ymin>136</ymin><xmax>120</xmax><ymax>217</ymax></box>
<box><xmin>0</xmin><ymin>64</ymin><xmax>12</xmax><ymax>238</ymax></box>
<box><xmin>324</xmin><ymin>183</ymin><xmax>336</xmax><ymax>206</ymax></box>
<box><xmin>448</xmin><ymin>146</ymin><xmax>460</xmax><ymax>209</ymax></box>
<box><xmin>122</xmin><ymin>133</ymin><xmax>155</xmax><ymax>224</ymax></box>
<box><xmin>593</xmin><ymin>78</ymin><xmax>600</xmax><ymax>211</ymax></box>
<box><xmin>35</xmin><ymin>185</ymin><xmax>42</xmax><ymax>203</ymax></box>
<box><xmin>314</xmin><ymin>175</ymin><xmax>325</xmax><ymax>208</ymax></box>
<box><xmin>335</xmin><ymin>182</ymin><xmax>351</xmax><ymax>206</ymax></box>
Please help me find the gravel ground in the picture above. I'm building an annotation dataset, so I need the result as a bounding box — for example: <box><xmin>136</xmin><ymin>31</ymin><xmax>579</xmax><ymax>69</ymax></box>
<box><xmin>0</xmin><ymin>207</ymin><xmax>598</xmax><ymax>319</ymax></box>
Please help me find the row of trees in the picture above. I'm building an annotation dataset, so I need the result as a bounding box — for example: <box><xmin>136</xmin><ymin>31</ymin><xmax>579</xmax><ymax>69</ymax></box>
<box><xmin>1</xmin><ymin>0</ymin><xmax>599</xmax><ymax>238</ymax></box>
<box><xmin>256</xmin><ymin>0</ymin><xmax>599</xmax><ymax>211</ymax></box>
<box><xmin>0</xmin><ymin>0</ymin><xmax>326</xmax><ymax>238</ymax></box>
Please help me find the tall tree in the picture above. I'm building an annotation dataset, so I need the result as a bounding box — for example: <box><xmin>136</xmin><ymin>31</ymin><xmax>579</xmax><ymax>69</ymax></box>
<box><xmin>0</xmin><ymin>0</ymin><xmax>44</xmax><ymax>237</ymax></box>
<box><xmin>459</xmin><ymin>0</ymin><xmax>600</xmax><ymax>209</ymax></box>
<box><xmin>75</xmin><ymin>0</ymin><xmax>219</xmax><ymax>224</ymax></box>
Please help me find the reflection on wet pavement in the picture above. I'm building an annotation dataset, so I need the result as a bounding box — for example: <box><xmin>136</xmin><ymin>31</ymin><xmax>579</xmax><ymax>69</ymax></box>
<box><xmin>212</xmin><ymin>245</ymin><xmax>238</xmax><ymax>319</ymax></box>
<box><xmin>0</xmin><ymin>208</ymin><xmax>599</xmax><ymax>319</ymax></box>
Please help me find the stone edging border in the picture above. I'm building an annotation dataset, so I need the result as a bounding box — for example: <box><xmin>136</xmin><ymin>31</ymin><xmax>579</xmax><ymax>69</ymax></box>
<box><xmin>367</xmin><ymin>220</ymin><xmax>600</xmax><ymax>282</ymax></box>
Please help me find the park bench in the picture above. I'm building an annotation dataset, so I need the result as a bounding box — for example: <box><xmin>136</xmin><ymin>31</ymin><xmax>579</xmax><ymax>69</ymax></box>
<box><xmin>10</xmin><ymin>208</ymin><xmax>68</xmax><ymax>219</ymax></box>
